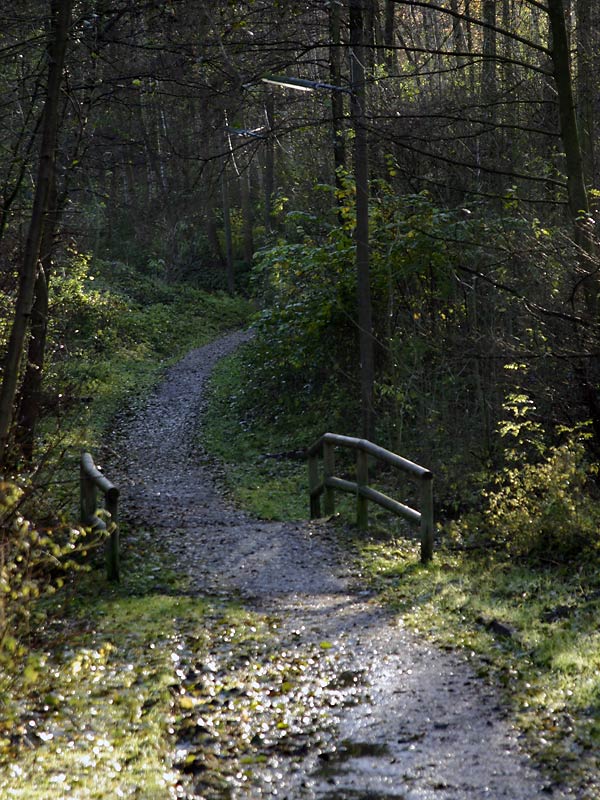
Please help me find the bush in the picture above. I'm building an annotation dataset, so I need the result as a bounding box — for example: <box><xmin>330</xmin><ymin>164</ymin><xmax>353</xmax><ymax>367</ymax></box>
<box><xmin>484</xmin><ymin>439</ymin><xmax>599</xmax><ymax>558</ymax></box>
<box><xmin>447</xmin><ymin>398</ymin><xmax>600</xmax><ymax>560</ymax></box>
<box><xmin>0</xmin><ymin>480</ymin><xmax>98</xmax><ymax>668</ymax></box>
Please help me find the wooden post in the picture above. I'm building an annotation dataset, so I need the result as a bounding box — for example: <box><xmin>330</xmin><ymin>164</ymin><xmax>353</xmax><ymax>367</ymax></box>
<box><xmin>80</xmin><ymin>459</ymin><xmax>97</xmax><ymax>526</ymax></box>
<box><xmin>356</xmin><ymin>448</ymin><xmax>369</xmax><ymax>530</ymax></box>
<box><xmin>105</xmin><ymin>487</ymin><xmax>120</xmax><ymax>582</ymax></box>
<box><xmin>323</xmin><ymin>440</ymin><xmax>336</xmax><ymax>516</ymax></box>
<box><xmin>420</xmin><ymin>473</ymin><xmax>434</xmax><ymax>562</ymax></box>
<box><xmin>80</xmin><ymin>452</ymin><xmax>121</xmax><ymax>582</ymax></box>
<box><xmin>308</xmin><ymin>453</ymin><xmax>321</xmax><ymax>519</ymax></box>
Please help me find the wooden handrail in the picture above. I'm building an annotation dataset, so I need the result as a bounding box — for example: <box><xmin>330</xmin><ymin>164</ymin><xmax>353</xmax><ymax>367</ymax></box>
<box><xmin>80</xmin><ymin>452</ymin><xmax>120</xmax><ymax>581</ymax></box>
<box><xmin>308</xmin><ymin>432</ymin><xmax>434</xmax><ymax>562</ymax></box>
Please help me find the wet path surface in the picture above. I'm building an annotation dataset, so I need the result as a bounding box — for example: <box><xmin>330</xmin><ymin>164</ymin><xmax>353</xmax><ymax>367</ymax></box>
<box><xmin>111</xmin><ymin>331</ymin><xmax>568</xmax><ymax>800</ymax></box>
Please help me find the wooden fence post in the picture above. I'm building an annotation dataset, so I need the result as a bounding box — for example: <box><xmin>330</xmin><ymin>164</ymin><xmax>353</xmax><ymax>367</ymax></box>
<box><xmin>105</xmin><ymin>487</ymin><xmax>120</xmax><ymax>582</ymax></box>
<box><xmin>308</xmin><ymin>452</ymin><xmax>321</xmax><ymax>519</ymax></box>
<box><xmin>356</xmin><ymin>448</ymin><xmax>369</xmax><ymax>530</ymax></box>
<box><xmin>306</xmin><ymin>433</ymin><xmax>434</xmax><ymax>561</ymax></box>
<box><xmin>323</xmin><ymin>439</ymin><xmax>336</xmax><ymax>516</ymax></box>
<box><xmin>80</xmin><ymin>460</ymin><xmax>96</xmax><ymax>527</ymax></box>
<box><xmin>420</xmin><ymin>473</ymin><xmax>434</xmax><ymax>563</ymax></box>
<box><xmin>80</xmin><ymin>452</ymin><xmax>121</xmax><ymax>582</ymax></box>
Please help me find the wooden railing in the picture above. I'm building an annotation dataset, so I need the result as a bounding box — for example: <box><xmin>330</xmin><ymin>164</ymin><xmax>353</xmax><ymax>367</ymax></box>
<box><xmin>307</xmin><ymin>433</ymin><xmax>434</xmax><ymax>562</ymax></box>
<box><xmin>80</xmin><ymin>452</ymin><xmax>120</xmax><ymax>582</ymax></box>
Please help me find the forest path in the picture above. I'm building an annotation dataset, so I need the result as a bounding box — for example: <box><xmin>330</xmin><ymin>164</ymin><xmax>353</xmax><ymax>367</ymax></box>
<box><xmin>113</xmin><ymin>330</ymin><xmax>567</xmax><ymax>800</ymax></box>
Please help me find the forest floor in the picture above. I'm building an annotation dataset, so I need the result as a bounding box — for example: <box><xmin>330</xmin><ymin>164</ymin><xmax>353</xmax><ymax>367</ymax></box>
<box><xmin>101</xmin><ymin>329</ymin><xmax>574</xmax><ymax>800</ymax></box>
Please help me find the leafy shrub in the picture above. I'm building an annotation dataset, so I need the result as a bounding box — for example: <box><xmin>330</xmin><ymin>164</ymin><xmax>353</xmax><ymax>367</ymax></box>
<box><xmin>248</xmin><ymin>232</ymin><xmax>359</xmax><ymax>422</ymax></box>
<box><xmin>0</xmin><ymin>480</ymin><xmax>97</xmax><ymax>668</ymax></box>
<box><xmin>484</xmin><ymin>439</ymin><xmax>598</xmax><ymax>559</ymax></box>
<box><xmin>448</xmin><ymin>398</ymin><xmax>600</xmax><ymax>560</ymax></box>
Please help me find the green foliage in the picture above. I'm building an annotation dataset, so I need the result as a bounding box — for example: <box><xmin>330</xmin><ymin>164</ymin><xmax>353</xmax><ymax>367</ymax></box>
<box><xmin>35</xmin><ymin>253</ymin><xmax>251</xmax><ymax>449</ymax></box>
<box><xmin>0</xmin><ymin>480</ymin><xmax>100</xmax><ymax>671</ymax></box>
<box><xmin>448</xmin><ymin>397</ymin><xmax>599</xmax><ymax>560</ymax></box>
<box><xmin>247</xmin><ymin>185</ymin><xmax>535</xmax><ymax>495</ymax></box>
<box><xmin>485</xmin><ymin>439</ymin><xmax>598</xmax><ymax>558</ymax></box>
<box><xmin>250</xmin><ymin>229</ymin><xmax>359</xmax><ymax>424</ymax></box>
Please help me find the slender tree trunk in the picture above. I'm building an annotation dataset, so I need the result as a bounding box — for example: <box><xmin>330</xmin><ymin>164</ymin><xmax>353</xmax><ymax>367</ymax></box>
<box><xmin>350</xmin><ymin>0</ymin><xmax>375</xmax><ymax>440</ymax></box>
<box><xmin>384</xmin><ymin>0</ymin><xmax>398</xmax><ymax>71</ymax></box>
<box><xmin>205</xmin><ymin>163</ymin><xmax>224</xmax><ymax>268</ymax></box>
<box><xmin>480</xmin><ymin>0</ymin><xmax>499</xmax><ymax>194</ymax></box>
<box><xmin>264</xmin><ymin>91</ymin><xmax>275</xmax><ymax>234</ymax></box>
<box><xmin>576</xmin><ymin>0</ymin><xmax>595</xmax><ymax>189</ymax></box>
<box><xmin>241</xmin><ymin>168</ymin><xmax>254</xmax><ymax>266</ymax></box>
<box><xmin>501</xmin><ymin>0</ymin><xmax>516</xmax><ymax>175</ymax></box>
<box><xmin>16</xmin><ymin>177</ymin><xmax>59</xmax><ymax>462</ymax></box>
<box><xmin>0</xmin><ymin>0</ymin><xmax>73</xmax><ymax>466</ymax></box>
<box><xmin>547</xmin><ymin>0</ymin><xmax>597</xmax><ymax>316</ymax></box>
<box><xmin>221</xmin><ymin>168</ymin><xmax>235</xmax><ymax>294</ymax></box>
<box><xmin>329</xmin><ymin>1</ymin><xmax>346</xmax><ymax>218</ymax></box>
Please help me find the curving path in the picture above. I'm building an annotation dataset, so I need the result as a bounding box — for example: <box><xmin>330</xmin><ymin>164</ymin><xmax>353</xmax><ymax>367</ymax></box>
<box><xmin>111</xmin><ymin>330</ymin><xmax>569</xmax><ymax>800</ymax></box>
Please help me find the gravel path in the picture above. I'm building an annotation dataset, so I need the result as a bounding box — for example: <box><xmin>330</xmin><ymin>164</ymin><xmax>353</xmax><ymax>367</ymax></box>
<box><xmin>112</xmin><ymin>331</ymin><xmax>569</xmax><ymax>800</ymax></box>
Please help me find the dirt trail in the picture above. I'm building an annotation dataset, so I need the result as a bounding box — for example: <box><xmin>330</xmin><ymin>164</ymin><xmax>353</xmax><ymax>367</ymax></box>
<box><xmin>112</xmin><ymin>331</ymin><xmax>569</xmax><ymax>800</ymax></box>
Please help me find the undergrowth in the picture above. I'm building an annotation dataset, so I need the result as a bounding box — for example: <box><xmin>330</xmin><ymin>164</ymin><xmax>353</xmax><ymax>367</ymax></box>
<box><xmin>201</xmin><ymin>345</ymin><xmax>343</xmax><ymax>521</ymax></box>
<box><xmin>37</xmin><ymin>254</ymin><xmax>251</xmax><ymax>462</ymax></box>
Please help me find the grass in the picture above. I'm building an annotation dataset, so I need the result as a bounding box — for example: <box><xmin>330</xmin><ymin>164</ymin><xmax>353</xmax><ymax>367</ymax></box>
<box><xmin>201</xmin><ymin>348</ymin><xmax>317</xmax><ymax>521</ymax></box>
<box><xmin>349</xmin><ymin>534</ymin><xmax>600</xmax><ymax>793</ymax></box>
<box><xmin>0</xmin><ymin>539</ymin><xmax>272</xmax><ymax>799</ymax></box>
<box><xmin>0</xmin><ymin>546</ymin><xmax>192</xmax><ymax>799</ymax></box>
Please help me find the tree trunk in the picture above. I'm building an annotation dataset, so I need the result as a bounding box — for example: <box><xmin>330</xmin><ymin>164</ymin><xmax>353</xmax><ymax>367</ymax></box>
<box><xmin>264</xmin><ymin>91</ymin><xmax>275</xmax><ymax>234</ymax></box>
<box><xmin>350</xmin><ymin>0</ymin><xmax>375</xmax><ymax>440</ymax></box>
<box><xmin>547</xmin><ymin>0</ymin><xmax>597</xmax><ymax>317</ymax></box>
<box><xmin>221</xmin><ymin>168</ymin><xmax>235</xmax><ymax>294</ymax></box>
<box><xmin>384</xmin><ymin>0</ymin><xmax>398</xmax><ymax>71</ymax></box>
<box><xmin>480</xmin><ymin>0</ymin><xmax>499</xmax><ymax>194</ymax></box>
<box><xmin>576</xmin><ymin>0</ymin><xmax>596</xmax><ymax>189</ymax></box>
<box><xmin>16</xmin><ymin>177</ymin><xmax>59</xmax><ymax>462</ymax></box>
<box><xmin>0</xmin><ymin>0</ymin><xmax>73</xmax><ymax>466</ymax></box>
<box><xmin>241</xmin><ymin>168</ymin><xmax>254</xmax><ymax>267</ymax></box>
<box><xmin>330</xmin><ymin>1</ymin><xmax>346</xmax><ymax>219</ymax></box>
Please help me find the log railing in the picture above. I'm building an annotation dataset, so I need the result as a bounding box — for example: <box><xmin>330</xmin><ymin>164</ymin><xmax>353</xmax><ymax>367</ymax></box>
<box><xmin>80</xmin><ymin>452</ymin><xmax>120</xmax><ymax>581</ymax></box>
<box><xmin>307</xmin><ymin>433</ymin><xmax>434</xmax><ymax>562</ymax></box>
